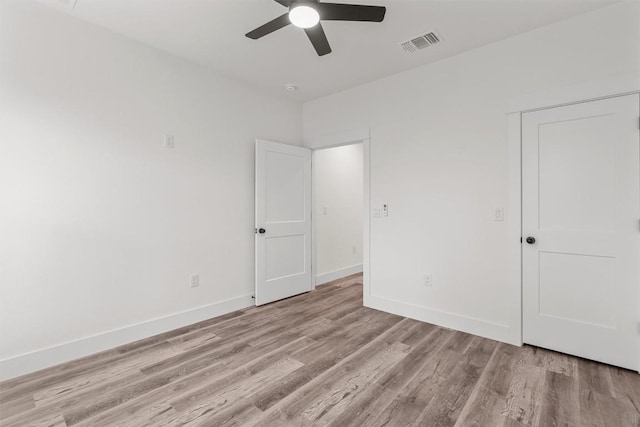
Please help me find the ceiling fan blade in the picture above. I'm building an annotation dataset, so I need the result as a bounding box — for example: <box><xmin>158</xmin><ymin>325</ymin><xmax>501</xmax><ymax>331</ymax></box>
<box><xmin>317</xmin><ymin>3</ymin><xmax>386</xmax><ymax>22</ymax></box>
<box><xmin>304</xmin><ymin>22</ymin><xmax>332</xmax><ymax>56</ymax></box>
<box><xmin>245</xmin><ymin>13</ymin><xmax>291</xmax><ymax>39</ymax></box>
<box><xmin>273</xmin><ymin>0</ymin><xmax>291</xmax><ymax>6</ymax></box>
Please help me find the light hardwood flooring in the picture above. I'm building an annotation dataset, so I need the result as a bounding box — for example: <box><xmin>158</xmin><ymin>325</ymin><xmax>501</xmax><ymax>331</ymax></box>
<box><xmin>1</xmin><ymin>274</ymin><xmax>639</xmax><ymax>426</ymax></box>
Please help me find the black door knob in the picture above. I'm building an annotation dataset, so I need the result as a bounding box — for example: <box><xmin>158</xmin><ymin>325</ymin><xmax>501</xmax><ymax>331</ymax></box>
<box><xmin>526</xmin><ymin>236</ymin><xmax>536</xmax><ymax>244</ymax></box>
<box><xmin>258</xmin><ymin>228</ymin><xmax>266</xmax><ymax>234</ymax></box>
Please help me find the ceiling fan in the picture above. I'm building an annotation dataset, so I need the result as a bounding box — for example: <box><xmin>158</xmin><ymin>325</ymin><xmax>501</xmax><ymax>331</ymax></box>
<box><xmin>245</xmin><ymin>0</ymin><xmax>386</xmax><ymax>56</ymax></box>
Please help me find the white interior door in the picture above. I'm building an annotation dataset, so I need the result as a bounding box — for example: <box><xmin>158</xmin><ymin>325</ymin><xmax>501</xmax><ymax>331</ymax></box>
<box><xmin>255</xmin><ymin>139</ymin><xmax>312</xmax><ymax>306</ymax></box>
<box><xmin>522</xmin><ymin>94</ymin><xmax>640</xmax><ymax>370</ymax></box>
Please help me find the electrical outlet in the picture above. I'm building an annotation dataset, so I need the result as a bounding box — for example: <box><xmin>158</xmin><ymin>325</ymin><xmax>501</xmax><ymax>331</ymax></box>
<box><xmin>352</xmin><ymin>245</ymin><xmax>357</xmax><ymax>254</ymax></box>
<box><xmin>423</xmin><ymin>274</ymin><xmax>433</xmax><ymax>287</ymax></box>
<box><xmin>190</xmin><ymin>274</ymin><xmax>199</xmax><ymax>288</ymax></box>
<box><xmin>164</xmin><ymin>134</ymin><xmax>175</xmax><ymax>149</ymax></box>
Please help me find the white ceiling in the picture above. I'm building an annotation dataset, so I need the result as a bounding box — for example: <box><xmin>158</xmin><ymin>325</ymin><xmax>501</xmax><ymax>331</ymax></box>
<box><xmin>42</xmin><ymin>0</ymin><xmax>617</xmax><ymax>103</ymax></box>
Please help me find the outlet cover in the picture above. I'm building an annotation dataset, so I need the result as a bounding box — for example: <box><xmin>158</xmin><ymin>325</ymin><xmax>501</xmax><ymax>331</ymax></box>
<box><xmin>423</xmin><ymin>274</ymin><xmax>433</xmax><ymax>287</ymax></box>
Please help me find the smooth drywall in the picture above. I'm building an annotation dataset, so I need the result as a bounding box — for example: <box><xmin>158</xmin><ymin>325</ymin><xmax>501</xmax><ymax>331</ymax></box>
<box><xmin>0</xmin><ymin>0</ymin><xmax>301</xmax><ymax>378</ymax></box>
<box><xmin>313</xmin><ymin>144</ymin><xmax>363</xmax><ymax>281</ymax></box>
<box><xmin>303</xmin><ymin>2</ymin><xmax>640</xmax><ymax>343</ymax></box>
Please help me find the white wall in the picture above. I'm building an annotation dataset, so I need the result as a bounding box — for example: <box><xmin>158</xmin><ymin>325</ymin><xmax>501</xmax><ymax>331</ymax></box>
<box><xmin>0</xmin><ymin>0</ymin><xmax>301</xmax><ymax>379</ymax></box>
<box><xmin>303</xmin><ymin>2</ymin><xmax>640</xmax><ymax>343</ymax></box>
<box><xmin>313</xmin><ymin>144</ymin><xmax>363</xmax><ymax>282</ymax></box>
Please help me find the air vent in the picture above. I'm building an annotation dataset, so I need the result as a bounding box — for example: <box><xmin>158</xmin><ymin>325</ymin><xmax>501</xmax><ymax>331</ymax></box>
<box><xmin>400</xmin><ymin>30</ymin><xmax>442</xmax><ymax>53</ymax></box>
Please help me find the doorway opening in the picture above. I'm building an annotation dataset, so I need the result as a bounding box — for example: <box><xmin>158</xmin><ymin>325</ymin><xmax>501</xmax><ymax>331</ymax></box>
<box><xmin>312</xmin><ymin>143</ymin><xmax>365</xmax><ymax>288</ymax></box>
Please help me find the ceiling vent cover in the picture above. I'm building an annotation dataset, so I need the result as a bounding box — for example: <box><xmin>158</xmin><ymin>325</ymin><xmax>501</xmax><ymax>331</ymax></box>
<box><xmin>400</xmin><ymin>30</ymin><xmax>442</xmax><ymax>53</ymax></box>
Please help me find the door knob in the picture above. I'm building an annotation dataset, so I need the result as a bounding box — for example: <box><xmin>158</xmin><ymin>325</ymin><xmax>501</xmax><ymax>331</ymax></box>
<box><xmin>526</xmin><ymin>236</ymin><xmax>536</xmax><ymax>244</ymax></box>
<box><xmin>258</xmin><ymin>228</ymin><xmax>266</xmax><ymax>234</ymax></box>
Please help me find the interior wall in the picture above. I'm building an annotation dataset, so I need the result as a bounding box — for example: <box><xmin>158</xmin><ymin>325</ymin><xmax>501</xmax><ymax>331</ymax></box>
<box><xmin>0</xmin><ymin>0</ymin><xmax>302</xmax><ymax>377</ymax></box>
<box><xmin>302</xmin><ymin>2</ymin><xmax>640</xmax><ymax>343</ymax></box>
<box><xmin>313</xmin><ymin>144</ymin><xmax>363</xmax><ymax>282</ymax></box>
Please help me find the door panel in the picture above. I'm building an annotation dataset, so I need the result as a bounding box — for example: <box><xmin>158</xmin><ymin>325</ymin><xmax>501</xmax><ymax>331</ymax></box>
<box><xmin>538</xmin><ymin>114</ymin><xmax>617</xmax><ymax>231</ymax></box>
<box><xmin>265</xmin><ymin>235</ymin><xmax>306</xmax><ymax>280</ymax></box>
<box><xmin>255</xmin><ymin>140</ymin><xmax>312</xmax><ymax>306</ymax></box>
<box><xmin>265</xmin><ymin>150</ymin><xmax>306</xmax><ymax>222</ymax></box>
<box><xmin>538</xmin><ymin>251</ymin><xmax>615</xmax><ymax>328</ymax></box>
<box><xmin>522</xmin><ymin>94</ymin><xmax>640</xmax><ymax>370</ymax></box>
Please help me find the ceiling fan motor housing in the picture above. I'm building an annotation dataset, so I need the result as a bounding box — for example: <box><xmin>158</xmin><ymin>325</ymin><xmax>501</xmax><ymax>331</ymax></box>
<box><xmin>289</xmin><ymin>0</ymin><xmax>320</xmax><ymax>10</ymax></box>
<box><xmin>245</xmin><ymin>0</ymin><xmax>386</xmax><ymax>56</ymax></box>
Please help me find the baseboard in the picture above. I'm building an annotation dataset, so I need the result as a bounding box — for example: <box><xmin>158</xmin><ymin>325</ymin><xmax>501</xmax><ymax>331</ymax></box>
<box><xmin>315</xmin><ymin>264</ymin><xmax>363</xmax><ymax>286</ymax></box>
<box><xmin>0</xmin><ymin>294</ymin><xmax>254</xmax><ymax>381</ymax></box>
<box><xmin>366</xmin><ymin>294</ymin><xmax>514</xmax><ymax>345</ymax></box>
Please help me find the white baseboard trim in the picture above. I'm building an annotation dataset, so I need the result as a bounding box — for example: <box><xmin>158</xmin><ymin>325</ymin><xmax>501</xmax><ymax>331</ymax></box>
<box><xmin>0</xmin><ymin>294</ymin><xmax>254</xmax><ymax>381</ymax></box>
<box><xmin>315</xmin><ymin>264</ymin><xmax>363</xmax><ymax>286</ymax></box>
<box><xmin>366</xmin><ymin>294</ymin><xmax>514</xmax><ymax>345</ymax></box>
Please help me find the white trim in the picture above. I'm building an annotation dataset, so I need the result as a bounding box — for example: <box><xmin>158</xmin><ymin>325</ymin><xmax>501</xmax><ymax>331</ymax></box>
<box><xmin>507</xmin><ymin>72</ymin><xmax>640</xmax><ymax>114</ymax></box>
<box><xmin>0</xmin><ymin>294</ymin><xmax>253</xmax><ymax>381</ymax></box>
<box><xmin>311</xmin><ymin>148</ymin><xmax>317</xmax><ymax>290</ymax></box>
<box><xmin>367</xmin><ymin>295</ymin><xmax>511</xmax><ymax>344</ymax></box>
<box><xmin>363</xmin><ymin>138</ymin><xmax>371</xmax><ymax>307</ymax></box>
<box><xmin>507</xmin><ymin>112</ymin><xmax>523</xmax><ymax>346</ymax></box>
<box><xmin>305</xmin><ymin>127</ymin><xmax>370</xmax><ymax>150</ymax></box>
<box><xmin>315</xmin><ymin>264</ymin><xmax>364</xmax><ymax>286</ymax></box>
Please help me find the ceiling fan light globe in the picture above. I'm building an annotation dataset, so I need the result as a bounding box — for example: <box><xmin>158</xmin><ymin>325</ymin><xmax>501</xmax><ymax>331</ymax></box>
<box><xmin>289</xmin><ymin>5</ymin><xmax>320</xmax><ymax>29</ymax></box>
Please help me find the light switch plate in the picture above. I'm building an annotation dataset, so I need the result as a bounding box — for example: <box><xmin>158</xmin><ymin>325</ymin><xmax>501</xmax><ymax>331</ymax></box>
<box><xmin>493</xmin><ymin>208</ymin><xmax>504</xmax><ymax>222</ymax></box>
<box><xmin>164</xmin><ymin>134</ymin><xmax>175</xmax><ymax>149</ymax></box>
<box><xmin>190</xmin><ymin>274</ymin><xmax>199</xmax><ymax>288</ymax></box>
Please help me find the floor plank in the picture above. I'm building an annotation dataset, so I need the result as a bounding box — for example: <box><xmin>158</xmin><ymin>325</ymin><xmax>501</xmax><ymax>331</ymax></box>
<box><xmin>1</xmin><ymin>275</ymin><xmax>639</xmax><ymax>426</ymax></box>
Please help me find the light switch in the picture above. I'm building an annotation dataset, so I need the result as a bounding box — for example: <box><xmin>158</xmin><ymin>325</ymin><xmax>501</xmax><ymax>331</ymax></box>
<box><xmin>190</xmin><ymin>274</ymin><xmax>199</xmax><ymax>288</ymax></box>
<box><xmin>164</xmin><ymin>134</ymin><xmax>175</xmax><ymax>149</ymax></box>
<box><xmin>493</xmin><ymin>208</ymin><xmax>504</xmax><ymax>222</ymax></box>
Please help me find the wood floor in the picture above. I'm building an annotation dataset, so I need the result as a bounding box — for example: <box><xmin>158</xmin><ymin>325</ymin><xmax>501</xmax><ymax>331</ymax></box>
<box><xmin>1</xmin><ymin>274</ymin><xmax>639</xmax><ymax>427</ymax></box>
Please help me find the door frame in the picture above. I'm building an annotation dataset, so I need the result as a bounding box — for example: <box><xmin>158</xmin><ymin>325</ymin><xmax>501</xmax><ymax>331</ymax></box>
<box><xmin>506</xmin><ymin>72</ymin><xmax>640</xmax><ymax>348</ymax></box>
<box><xmin>305</xmin><ymin>127</ymin><xmax>371</xmax><ymax>305</ymax></box>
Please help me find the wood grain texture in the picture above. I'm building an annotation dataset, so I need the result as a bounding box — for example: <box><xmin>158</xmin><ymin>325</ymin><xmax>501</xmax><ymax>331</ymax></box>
<box><xmin>1</xmin><ymin>273</ymin><xmax>638</xmax><ymax>426</ymax></box>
